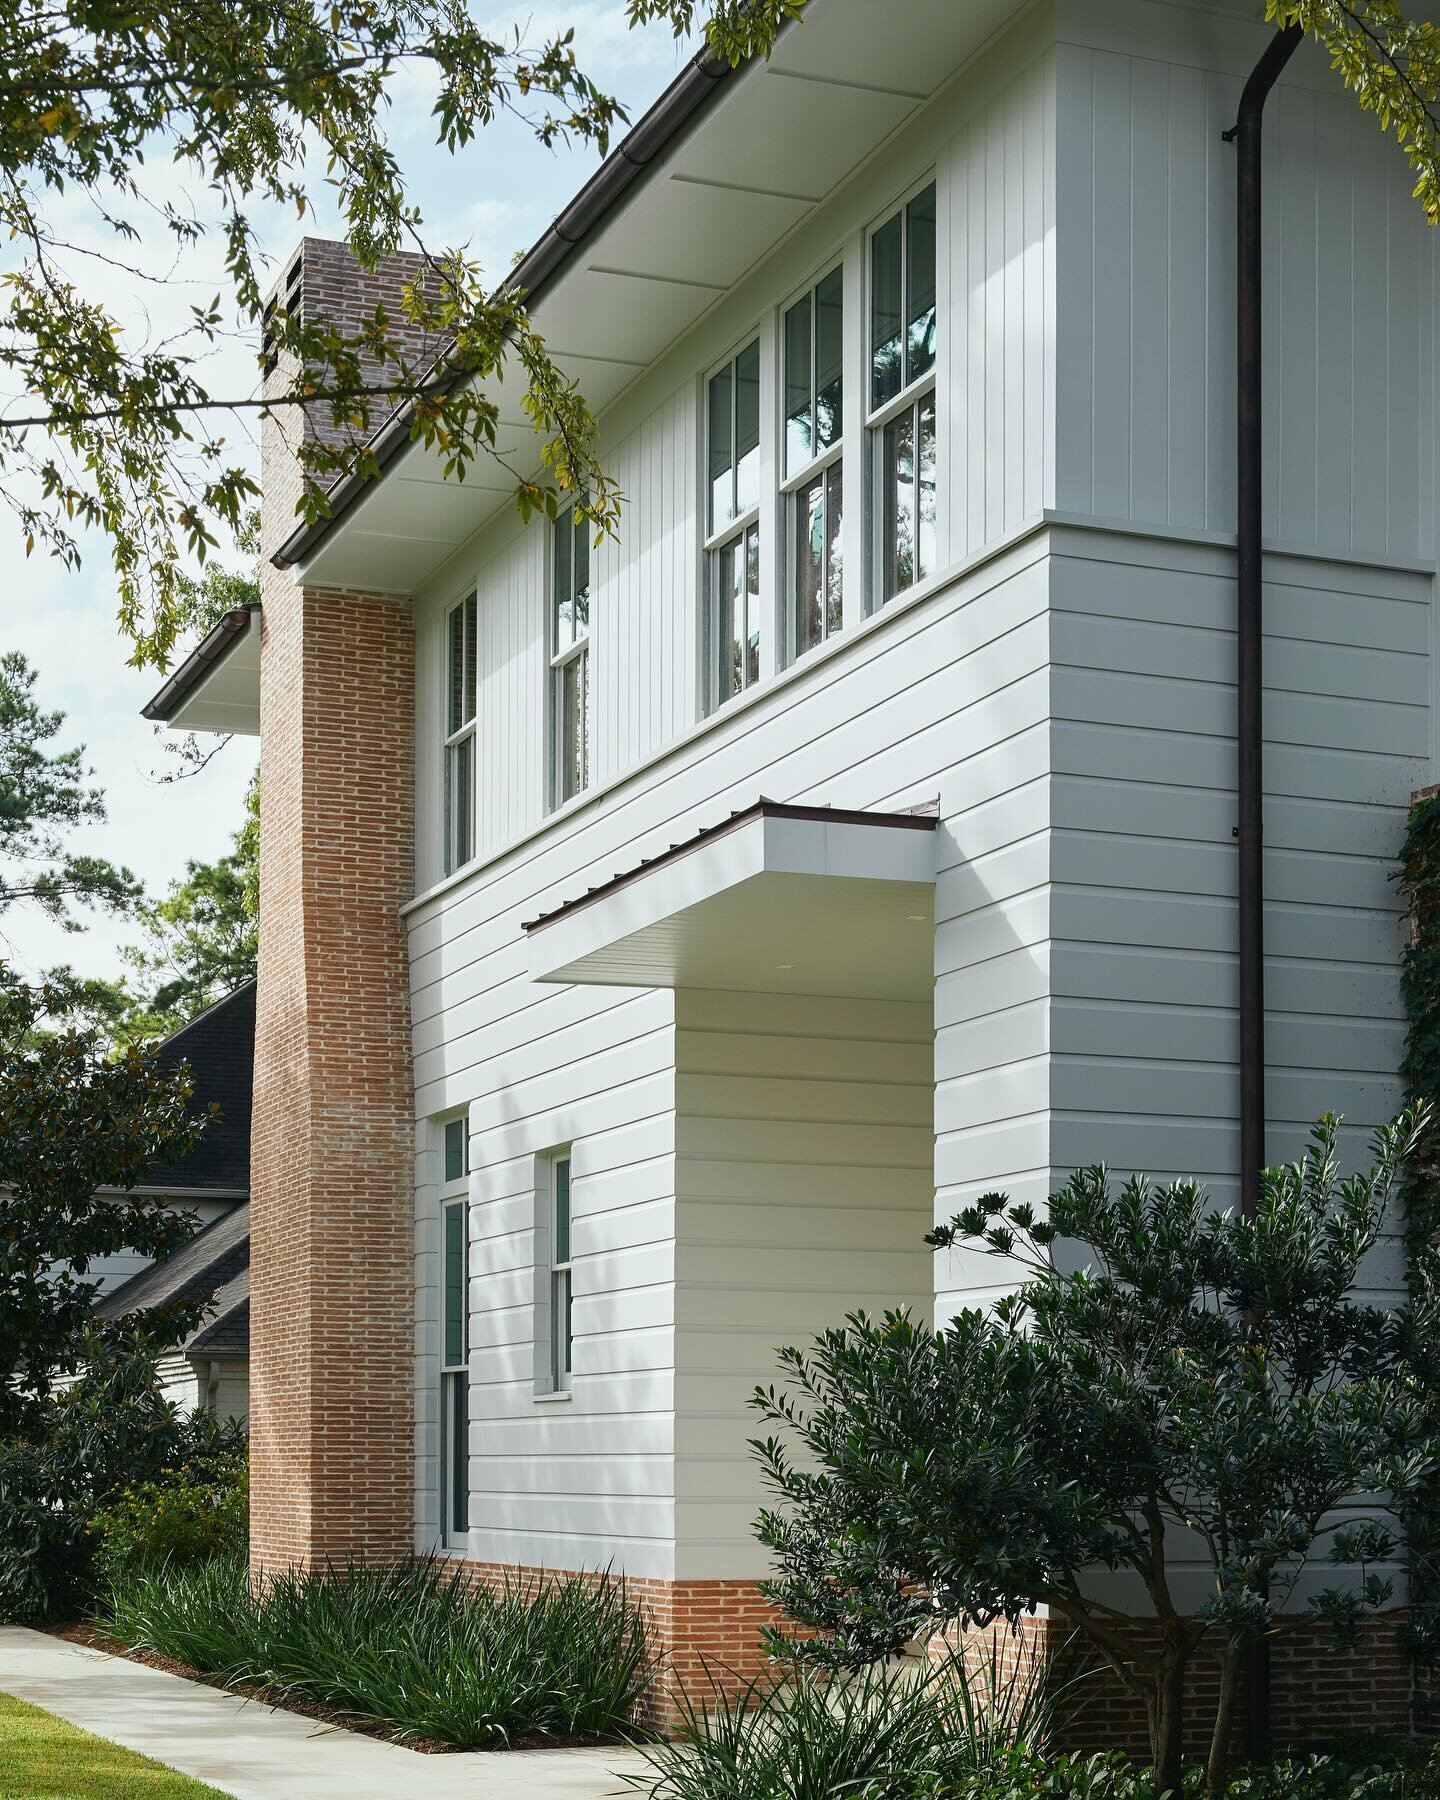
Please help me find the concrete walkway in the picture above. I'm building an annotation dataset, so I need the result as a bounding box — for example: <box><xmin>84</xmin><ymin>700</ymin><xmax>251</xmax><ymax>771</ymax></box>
<box><xmin>0</xmin><ymin>1627</ymin><xmax>656</xmax><ymax>1799</ymax></box>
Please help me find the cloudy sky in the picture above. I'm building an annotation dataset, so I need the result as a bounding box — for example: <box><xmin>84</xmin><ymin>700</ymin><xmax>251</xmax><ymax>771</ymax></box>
<box><xmin>1</xmin><ymin>4</ymin><xmax>696</xmax><ymax>986</ymax></box>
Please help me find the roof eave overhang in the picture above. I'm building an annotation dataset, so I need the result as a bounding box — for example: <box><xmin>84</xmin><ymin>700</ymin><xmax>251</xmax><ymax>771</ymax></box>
<box><xmin>526</xmin><ymin>800</ymin><xmax>939</xmax><ymax>1001</ymax></box>
<box><xmin>270</xmin><ymin>47</ymin><xmax>737</xmax><ymax>573</ymax></box>
<box><xmin>140</xmin><ymin>606</ymin><xmax>261</xmax><ymax>735</ymax></box>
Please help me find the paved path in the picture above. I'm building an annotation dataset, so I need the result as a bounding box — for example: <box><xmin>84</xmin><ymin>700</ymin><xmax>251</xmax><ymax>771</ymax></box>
<box><xmin>0</xmin><ymin>1627</ymin><xmax>656</xmax><ymax>1799</ymax></box>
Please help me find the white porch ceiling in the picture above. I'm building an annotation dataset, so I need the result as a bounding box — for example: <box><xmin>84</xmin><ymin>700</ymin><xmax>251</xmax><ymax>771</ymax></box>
<box><xmin>527</xmin><ymin>803</ymin><xmax>937</xmax><ymax>1001</ymax></box>
<box><xmin>296</xmin><ymin>0</ymin><xmax>1019</xmax><ymax>593</ymax></box>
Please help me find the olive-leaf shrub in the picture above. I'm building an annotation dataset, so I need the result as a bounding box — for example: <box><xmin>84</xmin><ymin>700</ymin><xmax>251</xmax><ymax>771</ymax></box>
<box><xmin>751</xmin><ymin>1112</ymin><xmax>1437</xmax><ymax>1795</ymax></box>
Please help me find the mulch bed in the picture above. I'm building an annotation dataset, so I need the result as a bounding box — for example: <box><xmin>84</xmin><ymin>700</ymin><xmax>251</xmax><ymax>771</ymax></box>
<box><xmin>42</xmin><ymin>1623</ymin><xmax>631</xmax><ymax>1758</ymax></box>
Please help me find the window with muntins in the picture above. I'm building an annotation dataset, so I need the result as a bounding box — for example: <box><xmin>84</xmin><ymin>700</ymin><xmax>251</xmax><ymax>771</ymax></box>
<box><xmin>439</xmin><ymin>1117</ymin><xmax>469</xmax><ymax>1546</ymax></box>
<box><xmin>782</xmin><ymin>265</ymin><xmax>844</xmax><ymax>660</ymax></box>
<box><xmin>869</xmin><ymin>181</ymin><xmax>936</xmax><ymax>607</ymax></box>
<box><xmin>443</xmin><ymin>594</ymin><xmax>477</xmax><ymax>873</ymax></box>
<box><xmin>703</xmin><ymin>338</ymin><xmax>761</xmax><ymax>713</ymax></box>
<box><xmin>550</xmin><ymin>508</ymin><xmax>591</xmax><ymax>807</ymax></box>
<box><xmin>549</xmin><ymin>1155</ymin><xmax>573</xmax><ymax>1393</ymax></box>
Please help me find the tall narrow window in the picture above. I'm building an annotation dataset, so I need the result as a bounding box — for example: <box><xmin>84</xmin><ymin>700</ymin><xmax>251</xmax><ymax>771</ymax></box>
<box><xmin>549</xmin><ymin>1155</ymin><xmax>573</xmax><ymax>1393</ymax></box>
<box><xmin>783</xmin><ymin>266</ymin><xmax>844</xmax><ymax>660</ymax></box>
<box><xmin>550</xmin><ymin>508</ymin><xmax>591</xmax><ymax>807</ymax></box>
<box><xmin>439</xmin><ymin>1117</ymin><xmax>469</xmax><ymax>1546</ymax></box>
<box><xmin>703</xmin><ymin>338</ymin><xmax>761</xmax><ymax>713</ymax></box>
<box><xmin>869</xmin><ymin>182</ymin><xmax>937</xmax><ymax>607</ymax></box>
<box><xmin>444</xmin><ymin>593</ymin><xmax>477</xmax><ymax>873</ymax></box>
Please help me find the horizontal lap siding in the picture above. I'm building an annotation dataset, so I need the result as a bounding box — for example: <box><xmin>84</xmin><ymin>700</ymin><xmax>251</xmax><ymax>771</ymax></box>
<box><xmin>1048</xmin><ymin>533</ymin><xmax>1428</xmax><ymax>1235</ymax></box>
<box><xmin>674</xmin><ymin>990</ymin><xmax>934</xmax><ymax>1581</ymax></box>
<box><xmin>411</xmin><ymin>539</ymin><xmax>1056</xmax><ymax>1576</ymax></box>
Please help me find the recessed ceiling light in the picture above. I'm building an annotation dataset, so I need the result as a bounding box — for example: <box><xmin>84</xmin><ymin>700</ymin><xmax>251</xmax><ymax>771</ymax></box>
<box><xmin>776</xmin><ymin>962</ymin><xmax>793</xmax><ymax>970</ymax></box>
<box><xmin>905</xmin><ymin>913</ymin><xmax>927</xmax><ymax>921</ymax></box>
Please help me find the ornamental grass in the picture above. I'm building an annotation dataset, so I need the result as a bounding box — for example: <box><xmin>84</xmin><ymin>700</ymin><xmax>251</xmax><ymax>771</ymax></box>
<box><xmin>103</xmin><ymin>1554</ymin><xmax>654</xmax><ymax>1749</ymax></box>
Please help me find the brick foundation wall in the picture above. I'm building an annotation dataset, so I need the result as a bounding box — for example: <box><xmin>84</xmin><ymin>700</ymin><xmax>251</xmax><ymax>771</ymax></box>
<box><xmin>459</xmin><ymin>1562</ymin><xmax>786</xmax><ymax>1728</ymax></box>
<box><xmin>250</xmin><ymin>238</ymin><xmax>426</xmax><ymax>1576</ymax></box>
<box><xmin>950</xmin><ymin>1613</ymin><xmax>1424</xmax><ymax>1762</ymax></box>
<box><xmin>460</xmin><ymin>1565</ymin><xmax>1426</xmax><ymax>1746</ymax></box>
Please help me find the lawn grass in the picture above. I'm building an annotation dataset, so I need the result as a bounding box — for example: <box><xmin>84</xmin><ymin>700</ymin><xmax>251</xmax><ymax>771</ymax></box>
<box><xmin>0</xmin><ymin>1689</ymin><xmax>233</xmax><ymax>1800</ymax></box>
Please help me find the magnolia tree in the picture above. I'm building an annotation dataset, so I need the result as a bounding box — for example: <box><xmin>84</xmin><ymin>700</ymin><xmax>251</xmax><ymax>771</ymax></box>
<box><xmin>750</xmin><ymin>1112</ymin><xmax>1435</xmax><ymax>1795</ymax></box>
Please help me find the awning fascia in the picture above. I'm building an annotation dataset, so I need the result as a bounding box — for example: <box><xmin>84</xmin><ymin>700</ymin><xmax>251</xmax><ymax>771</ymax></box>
<box><xmin>526</xmin><ymin>800</ymin><xmax>939</xmax><ymax>997</ymax></box>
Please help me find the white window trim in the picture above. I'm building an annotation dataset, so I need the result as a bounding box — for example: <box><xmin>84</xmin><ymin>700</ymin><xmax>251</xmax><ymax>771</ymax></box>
<box><xmin>864</xmin><ymin>170</ymin><xmax>940</xmax><ymax>615</ymax></box>
<box><xmin>534</xmin><ymin>1149</ymin><xmax>575</xmax><ymax>1398</ymax></box>
<box><xmin>701</xmin><ymin>331</ymin><xmax>772</xmax><ymax>715</ymax></box>
<box><xmin>779</xmin><ymin>255</ymin><xmax>852</xmax><ymax>670</ymax></box>
<box><xmin>437</xmin><ymin>1113</ymin><xmax>470</xmax><ymax>1552</ymax></box>
<box><xmin>548</xmin><ymin>507</ymin><xmax>592</xmax><ymax>811</ymax></box>
<box><xmin>442</xmin><ymin>591</ymin><xmax>477</xmax><ymax>876</ymax></box>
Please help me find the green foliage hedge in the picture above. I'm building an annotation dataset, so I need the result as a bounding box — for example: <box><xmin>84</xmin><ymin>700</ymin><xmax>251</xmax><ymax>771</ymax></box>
<box><xmin>103</xmin><ymin>1555</ymin><xmax>654</xmax><ymax>1749</ymax></box>
<box><xmin>627</xmin><ymin>1653</ymin><xmax>1440</xmax><ymax>1799</ymax></box>
<box><xmin>1399</xmin><ymin>792</ymin><xmax>1440</xmax><ymax>1676</ymax></box>
<box><xmin>0</xmin><ymin>1345</ymin><xmax>243</xmax><ymax>1623</ymax></box>
<box><xmin>90</xmin><ymin>1451</ymin><xmax>247</xmax><ymax>1591</ymax></box>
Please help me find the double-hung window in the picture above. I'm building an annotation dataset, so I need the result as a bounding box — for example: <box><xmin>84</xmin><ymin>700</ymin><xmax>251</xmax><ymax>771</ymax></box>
<box><xmin>782</xmin><ymin>266</ymin><xmax>845</xmax><ymax>660</ymax></box>
<box><xmin>439</xmin><ymin>1118</ymin><xmax>470</xmax><ymax>1547</ymax></box>
<box><xmin>444</xmin><ymin>593</ymin><xmax>477</xmax><ymax>873</ymax></box>
<box><xmin>868</xmin><ymin>181</ymin><xmax>937</xmax><ymax>606</ymax></box>
<box><xmin>703</xmin><ymin>338</ymin><xmax>762</xmax><ymax>713</ymax></box>
<box><xmin>550</xmin><ymin>508</ymin><xmax>591</xmax><ymax>807</ymax></box>
<box><xmin>547</xmin><ymin>1154</ymin><xmax>574</xmax><ymax>1394</ymax></box>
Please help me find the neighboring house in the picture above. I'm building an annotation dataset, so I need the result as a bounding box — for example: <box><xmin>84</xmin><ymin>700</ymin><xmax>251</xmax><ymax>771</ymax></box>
<box><xmin>89</xmin><ymin>981</ymin><xmax>254</xmax><ymax>1421</ymax></box>
<box><xmin>145</xmin><ymin>0</ymin><xmax>1435</xmax><ymax>1740</ymax></box>
<box><xmin>86</xmin><ymin>981</ymin><xmax>253</xmax><ymax>1298</ymax></box>
<box><xmin>95</xmin><ymin>1202</ymin><xmax>250</xmax><ymax>1423</ymax></box>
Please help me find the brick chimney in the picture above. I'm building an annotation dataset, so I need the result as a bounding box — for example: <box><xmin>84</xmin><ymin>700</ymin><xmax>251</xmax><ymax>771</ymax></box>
<box><xmin>250</xmin><ymin>240</ymin><xmax>433</xmax><ymax>1574</ymax></box>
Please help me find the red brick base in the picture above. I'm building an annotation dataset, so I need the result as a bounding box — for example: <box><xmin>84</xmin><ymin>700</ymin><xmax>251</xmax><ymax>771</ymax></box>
<box><xmin>459</xmin><ymin>1562</ymin><xmax>785</xmax><ymax>1727</ymax></box>
<box><xmin>955</xmin><ymin>1612</ymin><xmax>1426</xmax><ymax>1762</ymax></box>
<box><xmin>459</xmin><ymin>1565</ymin><xmax>1429</xmax><ymax>1747</ymax></box>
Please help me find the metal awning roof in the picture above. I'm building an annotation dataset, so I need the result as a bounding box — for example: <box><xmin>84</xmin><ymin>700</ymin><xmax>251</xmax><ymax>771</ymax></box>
<box><xmin>526</xmin><ymin>799</ymin><xmax>939</xmax><ymax>999</ymax></box>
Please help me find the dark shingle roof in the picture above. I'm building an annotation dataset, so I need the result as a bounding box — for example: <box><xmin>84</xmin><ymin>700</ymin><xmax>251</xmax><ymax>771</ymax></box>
<box><xmin>143</xmin><ymin>979</ymin><xmax>254</xmax><ymax>1193</ymax></box>
<box><xmin>96</xmin><ymin>1200</ymin><xmax>249</xmax><ymax>1337</ymax></box>
<box><xmin>186</xmin><ymin>1268</ymin><xmax>249</xmax><ymax>1360</ymax></box>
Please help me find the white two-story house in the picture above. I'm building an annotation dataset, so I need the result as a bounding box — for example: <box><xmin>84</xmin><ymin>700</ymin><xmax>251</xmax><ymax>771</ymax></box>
<box><xmin>145</xmin><ymin>0</ymin><xmax>1439</xmax><ymax>1745</ymax></box>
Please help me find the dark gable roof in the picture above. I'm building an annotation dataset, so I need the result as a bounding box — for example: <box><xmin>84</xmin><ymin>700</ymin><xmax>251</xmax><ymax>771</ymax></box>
<box><xmin>186</xmin><ymin>1268</ymin><xmax>249</xmax><ymax>1360</ymax></box>
<box><xmin>96</xmin><ymin>1200</ymin><xmax>250</xmax><ymax>1332</ymax></box>
<box><xmin>143</xmin><ymin>979</ymin><xmax>255</xmax><ymax>1194</ymax></box>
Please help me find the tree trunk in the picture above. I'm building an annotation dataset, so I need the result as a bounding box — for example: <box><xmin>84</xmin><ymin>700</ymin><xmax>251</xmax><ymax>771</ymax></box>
<box><xmin>1149</xmin><ymin>1647</ymin><xmax>1188</xmax><ymax>1798</ymax></box>
<box><xmin>1206</xmin><ymin>1646</ymin><xmax>1242</xmax><ymax>1793</ymax></box>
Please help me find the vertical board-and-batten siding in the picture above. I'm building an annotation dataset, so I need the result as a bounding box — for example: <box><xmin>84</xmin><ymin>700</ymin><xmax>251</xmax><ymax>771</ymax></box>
<box><xmin>410</xmin><ymin>26</ymin><xmax>1057</xmax><ymax>883</ymax></box>
<box><xmin>1053</xmin><ymin>0</ymin><xmax>1435</xmax><ymax>563</ymax></box>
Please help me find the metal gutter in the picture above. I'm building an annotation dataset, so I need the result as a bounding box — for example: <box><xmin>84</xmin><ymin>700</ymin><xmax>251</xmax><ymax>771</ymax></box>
<box><xmin>1223</xmin><ymin>21</ymin><xmax>1303</xmax><ymax>1770</ymax></box>
<box><xmin>270</xmin><ymin>44</ymin><xmax>737</xmax><ymax>572</ymax></box>
<box><xmin>140</xmin><ymin>604</ymin><xmax>258</xmax><ymax>722</ymax></box>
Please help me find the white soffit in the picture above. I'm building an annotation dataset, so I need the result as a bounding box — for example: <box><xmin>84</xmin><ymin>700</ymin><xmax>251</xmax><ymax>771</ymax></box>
<box><xmin>163</xmin><ymin>610</ymin><xmax>261</xmax><ymax>736</ymax></box>
<box><xmin>296</xmin><ymin>0</ymin><xmax>1019</xmax><ymax>593</ymax></box>
<box><xmin>526</xmin><ymin>803</ymin><xmax>938</xmax><ymax>1001</ymax></box>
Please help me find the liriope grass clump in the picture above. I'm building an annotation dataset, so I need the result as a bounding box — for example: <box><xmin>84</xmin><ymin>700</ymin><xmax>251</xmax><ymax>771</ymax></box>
<box><xmin>628</xmin><ymin>1640</ymin><xmax>1076</xmax><ymax>1800</ymax></box>
<box><xmin>103</xmin><ymin>1554</ymin><xmax>654</xmax><ymax>1749</ymax></box>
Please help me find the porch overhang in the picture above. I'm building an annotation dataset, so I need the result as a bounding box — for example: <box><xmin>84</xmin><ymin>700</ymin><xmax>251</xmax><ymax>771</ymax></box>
<box><xmin>140</xmin><ymin>605</ymin><xmax>261</xmax><ymax>736</ymax></box>
<box><xmin>525</xmin><ymin>801</ymin><xmax>938</xmax><ymax>1000</ymax></box>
